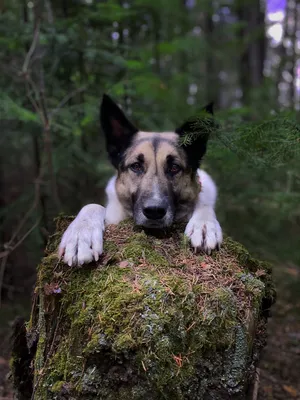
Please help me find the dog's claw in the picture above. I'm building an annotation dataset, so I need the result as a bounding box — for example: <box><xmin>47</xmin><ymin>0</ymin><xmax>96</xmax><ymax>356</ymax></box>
<box><xmin>93</xmin><ymin>251</ymin><xmax>99</xmax><ymax>262</ymax></box>
<box><xmin>58</xmin><ymin>247</ymin><xmax>64</xmax><ymax>258</ymax></box>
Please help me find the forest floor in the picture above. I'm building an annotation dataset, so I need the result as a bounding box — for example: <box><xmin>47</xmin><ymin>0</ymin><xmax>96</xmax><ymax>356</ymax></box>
<box><xmin>0</xmin><ymin>263</ymin><xmax>299</xmax><ymax>400</ymax></box>
<box><xmin>258</xmin><ymin>262</ymin><xmax>300</xmax><ymax>400</ymax></box>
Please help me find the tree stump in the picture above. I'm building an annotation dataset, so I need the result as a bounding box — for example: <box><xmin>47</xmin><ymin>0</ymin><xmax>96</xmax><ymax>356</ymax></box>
<box><xmin>11</xmin><ymin>217</ymin><xmax>275</xmax><ymax>400</ymax></box>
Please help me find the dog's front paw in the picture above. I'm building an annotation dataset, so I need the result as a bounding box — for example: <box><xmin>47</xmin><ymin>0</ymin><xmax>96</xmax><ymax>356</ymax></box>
<box><xmin>185</xmin><ymin>216</ymin><xmax>223</xmax><ymax>254</ymax></box>
<box><xmin>58</xmin><ymin>204</ymin><xmax>105</xmax><ymax>266</ymax></box>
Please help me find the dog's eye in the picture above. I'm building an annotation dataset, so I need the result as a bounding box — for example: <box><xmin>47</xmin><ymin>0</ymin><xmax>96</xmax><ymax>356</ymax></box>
<box><xmin>167</xmin><ymin>163</ymin><xmax>182</xmax><ymax>176</ymax></box>
<box><xmin>130</xmin><ymin>162</ymin><xmax>144</xmax><ymax>174</ymax></box>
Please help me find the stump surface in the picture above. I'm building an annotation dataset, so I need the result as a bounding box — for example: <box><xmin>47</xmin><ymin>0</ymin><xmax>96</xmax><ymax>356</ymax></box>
<box><xmin>11</xmin><ymin>217</ymin><xmax>275</xmax><ymax>399</ymax></box>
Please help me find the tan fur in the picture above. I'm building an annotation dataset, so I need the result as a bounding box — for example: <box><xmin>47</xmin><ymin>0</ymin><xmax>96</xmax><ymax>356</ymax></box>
<box><xmin>115</xmin><ymin>131</ymin><xmax>200</xmax><ymax>222</ymax></box>
<box><xmin>136</xmin><ymin>131</ymin><xmax>179</xmax><ymax>141</ymax></box>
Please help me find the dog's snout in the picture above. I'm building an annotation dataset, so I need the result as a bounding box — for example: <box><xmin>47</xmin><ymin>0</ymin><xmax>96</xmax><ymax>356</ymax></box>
<box><xmin>143</xmin><ymin>205</ymin><xmax>167</xmax><ymax>220</ymax></box>
<box><xmin>135</xmin><ymin>187</ymin><xmax>173</xmax><ymax>227</ymax></box>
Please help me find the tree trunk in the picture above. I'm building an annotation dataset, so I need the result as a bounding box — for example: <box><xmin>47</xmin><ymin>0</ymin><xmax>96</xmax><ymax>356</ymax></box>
<box><xmin>11</xmin><ymin>217</ymin><xmax>275</xmax><ymax>399</ymax></box>
<box><xmin>203</xmin><ymin>4</ymin><xmax>216</xmax><ymax>104</ymax></box>
<box><xmin>237</xmin><ymin>0</ymin><xmax>266</xmax><ymax>105</ymax></box>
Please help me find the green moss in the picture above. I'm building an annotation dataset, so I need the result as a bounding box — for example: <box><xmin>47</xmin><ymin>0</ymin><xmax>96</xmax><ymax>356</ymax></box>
<box><xmin>222</xmin><ymin>236</ymin><xmax>252</xmax><ymax>265</ymax></box>
<box><xmin>37</xmin><ymin>254</ymin><xmax>61</xmax><ymax>286</ymax></box>
<box><xmin>24</xmin><ymin>218</ymin><xmax>275</xmax><ymax>399</ymax></box>
<box><xmin>238</xmin><ymin>273</ymin><xmax>264</xmax><ymax>294</ymax></box>
<box><xmin>103</xmin><ymin>240</ymin><xmax>119</xmax><ymax>257</ymax></box>
<box><xmin>223</xmin><ymin>325</ymin><xmax>249</xmax><ymax>391</ymax></box>
<box><xmin>121</xmin><ymin>232</ymin><xmax>169</xmax><ymax>267</ymax></box>
<box><xmin>34</xmin><ymin>294</ymin><xmax>46</xmax><ymax>377</ymax></box>
<box><xmin>50</xmin><ymin>380</ymin><xmax>65</xmax><ymax>393</ymax></box>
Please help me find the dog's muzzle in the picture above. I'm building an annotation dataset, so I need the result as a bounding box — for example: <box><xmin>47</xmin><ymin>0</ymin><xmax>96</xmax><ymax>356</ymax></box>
<box><xmin>134</xmin><ymin>197</ymin><xmax>173</xmax><ymax>228</ymax></box>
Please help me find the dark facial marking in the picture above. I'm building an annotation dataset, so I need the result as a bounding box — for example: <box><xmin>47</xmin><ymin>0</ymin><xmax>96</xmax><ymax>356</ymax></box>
<box><xmin>165</xmin><ymin>155</ymin><xmax>183</xmax><ymax>177</ymax></box>
<box><xmin>175</xmin><ymin>102</ymin><xmax>214</xmax><ymax>171</ymax></box>
<box><xmin>152</xmin><ymin>138</ymin><xmax>160</xmax><ymax>173</ymax></box>
<box><xmin>128</xmin><ymin>137</ymin><xmax>176</xmax><ymax>153</ymax></box>
<box><xmin>152</xmin><ymin>137</ymin><xmax>160</xmax><ymax>154</ymax></box>
<box><xmin>128</xmin><ymin>154</ymin><xmax>145</xmax><ymax>175</ymax></box>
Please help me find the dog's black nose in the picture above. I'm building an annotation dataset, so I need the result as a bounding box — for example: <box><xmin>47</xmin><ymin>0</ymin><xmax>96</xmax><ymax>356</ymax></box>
<box><xmin>143</xmin><ymin>206</ymin><xmax>167</xmax><ymax>220</ymax></box>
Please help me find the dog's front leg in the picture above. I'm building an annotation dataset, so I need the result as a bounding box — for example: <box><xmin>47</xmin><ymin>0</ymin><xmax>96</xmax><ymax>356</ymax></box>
<box><xmin>58</xmin><ymin>177</ymin><xmax>127</xmax><ymax>266</ymax></box>
<box><xmin>185</xmin><ymin>170</ymin><xmax>223</xmax><ymax>254</ymax></box>
<box><xmin>58</xmin><ymin>204</ymin><xmax>105</xmax><ymax>266</ymax></box>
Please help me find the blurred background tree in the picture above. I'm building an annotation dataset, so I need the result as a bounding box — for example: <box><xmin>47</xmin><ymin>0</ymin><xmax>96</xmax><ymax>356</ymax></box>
<box><xmin>0</xmin><ymin>0</ymin><xmax>300</xmax><ymax>398</ymax></box>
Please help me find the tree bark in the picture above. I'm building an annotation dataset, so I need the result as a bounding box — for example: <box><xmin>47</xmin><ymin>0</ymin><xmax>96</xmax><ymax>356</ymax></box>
<box><xmin>237</xmin><ymin>0</ymin><xmax>266</xmax><ymax>104</ymax></box>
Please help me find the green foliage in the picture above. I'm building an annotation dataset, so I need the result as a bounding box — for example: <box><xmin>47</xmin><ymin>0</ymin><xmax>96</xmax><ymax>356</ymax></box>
<box><xmin>178</xmin><ymin>112</ymin><xmax>217</xmax><ymax>147</ymax></box>
<box><xmin>204</xmin><ymin>111</ymin><xmax>300</xmax><ymax>259</ymax></box>
<box><xmin>0</xmin><ymin>94</ymin><xmax>38</xmax><ymax>122</ymax></box>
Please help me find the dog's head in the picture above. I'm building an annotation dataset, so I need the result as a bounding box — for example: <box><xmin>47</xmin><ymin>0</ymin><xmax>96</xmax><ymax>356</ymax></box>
<box><xmin>101</xmin><ymin>94</ymin><xmax>214</xmax><ymax>228</ymax></box>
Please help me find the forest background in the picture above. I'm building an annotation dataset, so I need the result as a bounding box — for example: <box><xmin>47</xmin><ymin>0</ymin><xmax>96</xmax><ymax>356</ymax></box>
<box><xmin>0</xmin><ymin>0</ymin><xmax>299</xmax><ymax>398</ymax></box>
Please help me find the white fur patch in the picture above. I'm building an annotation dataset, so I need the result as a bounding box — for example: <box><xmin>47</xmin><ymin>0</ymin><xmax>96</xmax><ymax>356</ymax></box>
<box><xmin>58</xmin><ymin>204</ymin><xmax>105</xmax><ymax>266</ymax></box>
<box><xmin>105</xmin><ymin>176</ymin><xmax>127</xmax><ymax>224</ymax></box>
<box><xmin>184</xmin><ymin>170</ymin><xmax>223</xmax><ymax>253</ymax></box>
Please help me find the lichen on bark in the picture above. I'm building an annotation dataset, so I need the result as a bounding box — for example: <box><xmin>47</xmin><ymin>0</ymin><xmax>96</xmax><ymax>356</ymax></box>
<box><xmin>11</xmin><ymin>217</ymin><xmax>275</xmax><ymax>400</ymax></box>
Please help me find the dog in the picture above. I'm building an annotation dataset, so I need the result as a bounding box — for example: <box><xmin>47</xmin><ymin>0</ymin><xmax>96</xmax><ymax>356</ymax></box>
<box><xmin>58</xmin><ymin>94</ymin><xmax>222</xmax><ymax>266</ymax></box>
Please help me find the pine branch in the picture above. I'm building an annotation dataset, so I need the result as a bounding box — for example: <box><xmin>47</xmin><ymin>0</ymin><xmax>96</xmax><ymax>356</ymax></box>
<box><xmin>178</xmin><ymin>112</ymin><xmax>217</xmax><ymax>147</ymax></box>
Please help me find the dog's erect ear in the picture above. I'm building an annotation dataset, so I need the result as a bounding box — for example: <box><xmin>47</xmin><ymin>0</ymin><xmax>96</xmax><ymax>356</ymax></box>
<box><xmin>175</xmin><ymin>102</ymin><xmax>214</xmax><ymax>171</ymax></box>
<box><xmin>100</xmin><ymin>94</ymin><xmax>138</xmax><ymax>168</ymax></box>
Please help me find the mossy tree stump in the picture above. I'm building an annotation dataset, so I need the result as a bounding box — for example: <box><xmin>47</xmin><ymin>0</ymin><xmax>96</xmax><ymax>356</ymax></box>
<box><xmin>11</xmin><ymin>217</ymin><xmax>275</xmax><ymax>400</ymax></box>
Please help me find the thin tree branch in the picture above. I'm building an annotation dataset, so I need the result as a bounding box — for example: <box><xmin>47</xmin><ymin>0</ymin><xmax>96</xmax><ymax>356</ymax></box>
<box><xmin>22</xmin><ymin>19</ymin><xmax>41</xmax><ymax>74</ymax></box>
<box><xmin>50</xmin><ymin>85</ymin><xmax>87</xmax><ymax>118</ymax></box>
<box><xmin>8</xmin><ymin>175</ymin><xmax>43</xmax><ymax>247</ymax></box>
<box><xmin>0</xmin><ymin>0</ymin><xmax>79</xmax><ymax>304</ymax></box>
<box><xmin>25</xmin><ymin>79</ymin><xmax>44</xmax><ymax>121</ymax></box>
<box><xmin>39</xmin><ymin>66</ymin><xmax>61</xmax><ymax>210</ymax></box>
<box><xmin>0</xmin><ymin>177</ymin><xmax>42</xmax><ymax>307</ymax></box>
<box><xmin>0</xmin><ymin>2</ymin><xmax>46</xmax><ymax>305</ymax></box>
<box><xmin>39</xmin><ymin>67</ymin><xmax>50</xmax><ymax>129</ymax></box>
<box><xmin>0</xmin><ymin>218</ymin><xmax>41</xmax><ymax>260</ymax></box>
